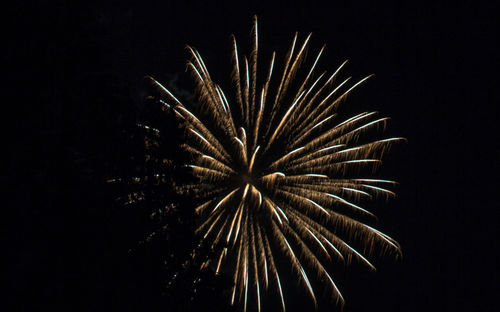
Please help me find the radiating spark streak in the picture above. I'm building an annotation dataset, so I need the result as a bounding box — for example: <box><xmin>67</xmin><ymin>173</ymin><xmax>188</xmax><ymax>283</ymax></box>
<box><xmin>341</xmin><ymin>159</ymin><xmax>381</xmax><ymax>164</ymax></box>
<box><xmin>318</xmin><ymin>232</ymin><xmax>344</xmax><ymax>260</ymax></box>
<box><xmin>235</xmin><ymin>134</ymin><xmax>248</xmax><ymax>165</ymax></box>
<box><xmin>326</xmin><ymin>193</ymin><xmax>375</xmax><ymax>217</ymax></box>
<box><xmin>284</xmin><ymin>208</ymin><xmax>351</xmax><ymax>266</ymax></box>
<box><xmin>312</xmin><ymin>76</ymin><xmax>352</xmax><ymax>113</ymax></box>
<box><xmin>172</xmin><ymin>108</ymin><xmax>184</xmax><ymax>119</ymax></box>
<box><xmin>301</xmin><ymin>73</ymin><xmax>367</xmax><ymax>136</ymax></box>
<box><xmin>272</xmin><ymin>206</ymin><xmax>283</xmax><ymax>225</ymax></box>
<box><xmin>235</xmin><ymin>137</ymin><xmax>244</xmax><ymax>148</ymax></box>
<box><xmin>176</xmin><ymin>105</ymin><xmax>202</xmax><ymax>123</ymax></box>
<box><xmin>136</xmin><ymin>123</ymin><xmax>160</xmax><ymax>134</ymax></box>
<box><xmin>274</xmin><ymin>32</ymin><xmax>298</xmax><ymax>104</ymax></box>
<box><xmin>219</xmin><ymin>92</ymin><xmax>239</xmax><ymax>138</ymax></box>
<box><xmin>186</xmin><ymin>122</ymin><xmax>232</xmax><ymax>156</ymax></box>
<box><xmin>291</xmin><ymin>78</ymin><xmax>353</xmax><ymax>145</ymax></box>
<box><xmin>362</xmin><ymin>184</ymin><xmax>397</xmax><ymax>196</ymax></box>
<box><xmin>288</xmin><ymin>147</ymin><xmax>304</xmax><ymax>156</ymax></box>
<box><xmin>248</xmin><ymin>146</ymin><xmax>260</xmax><ymax>173</ymax></box>
<box><xmin>231</xmin><ymin>233</ymin><xmax>244</xmax><ymax>306</ymax></box>
<box><xmin>259</xmin><ymin>90</ymin><xmax>264</xmax><ymax>114</ymax></box>
<box><xmin>334</xmin><ymin>111</ymin><xmax>376</xmax><ymax>128</ymax></box>
<box><xmin>363</xmin><ymin>224</ymin><xmax>400</xmax><ymax>249</ymax></box>
<box><xmin>158</xmin><ymin>99</ymin><xmax>171</xmax><ymax>107</ymax></box>
<box><xmin>186</xmin><ymin>69</ymin><xmax>236</xmax><ymax>134</ymax></box>
<box><xmin>244</xmin><ymin>267</ymin><xmax>249</xmax><ymax>312</ymax></box>
<box><xmin>216</xmin><ymin>248</ymin><xmax>225</xmax><ymax>275</ymax></box>
<box><xmin>294</xmin><ymin>33</ymin><xmax>312</xmax><ymax>63</ymax></box>
<box><xmin>267</xmin><ymin>91</ymin><xmax>306</xmax><ymax>147</ymax></box>
<box><xmin>305</xmin><ymin>173</ymin><xmax>328</xmax><ymax>178</ymax></box>
<box><xmin>189</xmin><ymin>54</ymin><xmax>220</xmax><ymax>118</ymax></box>
<box><xmin>250</xmin><ymin>16</ymin><xmax>258</xmax><ymax>127</ymax></box>
<box><xmin>267</xmin><ymin>52</ymin><xmax>275</xmax><ymax>82</ymax></box>
<box><xmin>284</xmin><ymin>143</ymin><xmax>345</xmax><ymax>169</ymax></box>
<box><xmin>264</xmin><ymin>258</ymin><xmax>268</xmax><ymax>288</ymax></box>
<box><xmin>244</xmin><ymin>58</ymin><xmax>250</xmax><ymax>127</ymax></box>
<box><xmin>306</xmin><ymin>228</ymin><xmax>330</xmax><ymax>258</ymax></box>
<box><xmin>187</xmin><ymin>53</ymin><xmax>206</xmax><ymax>80</ymax></box>
<box><xmin>218</xmin><ymin>86</ymin><xmax>232</xmax><ymax>113</ymax></box>
<box><xmin>305</xmin><ymin>45</ymin><xmax>324</xmax><ymax>79</ymax></box>
<box><xmin>249</xmin><ymin>213</ymin><xmax>261</xmax><ymax>312</ymax></box>
<box><xmin>300</xmin><ymin>265</ymin><xmax>316</xmax><ymax>304</ymax></box>
<box><xmin>186</xmin><ymin>46</ymin><xmax>209</xmax><ymax>78</ymax></box>
<box><xmin>254</xmin><ymin>52</ymin><xmax>275</xmax><ymax>150</ymax></box>
<box><xmin>333</xmin><ymin>59</ymin><xmax>349</xmax><ymax>77</ymax></box>
<box><xmin>254</xmin><ymin>219</ymin><xmax>268</xmax><ymax>295</ymax></box>
<box><xmin>227</xmin><ymin>202</ymin><xmax>244</xmax><ymax>243</ymax></box>
<box><xmin>240</xmin><ymin>220</ymin><xmax>249</xmax><ymax>301</ymax></box>
<box><xmin>231</xmin><ymin>35</ymin><xmax>244</xmax><ymax>121</ymax></box>
<box><xmin>342</xmin><ymin>187</ymin><xmax>373</xmax><ymax>197</ymax></box>
<box><xmin>240</xmin><ymin>127</ymin><xmax>247</xmax><ymax>143</ymax></box>
<box><xmin>275</xmin><ymin>271</ymin><xmax>286</xmax><ymax>312</ymax></box>
<box><xmin>213</xmin><ymin>188</ymin><xmax>239</xmax><ymax>213</ymax></box>
<box><xmin>202</xmin><ymin>209</ymin><xmax>225</xmax><ymax>239</ymax></box>
<box><xmin>265</xmin><ymin>33</ymin><xmax>298</xmax><ymax>139</ymax></box>
<box><xmin>293</xmin><ymin>100</ymin><xmax>370</xmax><ymax>152</ymax></box>
<box><xmin>233</xmin><ymin>203</ymin><xmax>245</xmax><ymax>245</ymax></box>
<box><xmin>325</xmin><ymin>272</ymin><xmax>344</xmax><ymax>303</ymax></box>
<box><xmin>260</xmin><ymin>227</ymin><xmax>284</xmax><ymax>310</ymax></box>
<box><xmin>305</xmin><ymin>198</ymin><xmax>330</xmax><ymax>215</ymax></box>
<box><xmin>275</xmin><ymin>206</ymin><xmax>289</xmax><ymax>223</ymax></box>
<box><xmin>287</xmin><ymin>45</ymin><xmax>325</xmax><ymax>116</ymax></box>
<box><xmin>336</xmin><ymin>146</ymin><xmax>362</xmax><ymax>154</ymax></box>
<box><xmin>215</xmin><ymin>85</ymin><xmax>228</xmax><ymax>113</ymax></box>
<box><xmin>190</xmin><ymin>128</ymin><xmax>210</xmax><ymax>145</ymax></box>
<box><xmin>257</xmin><ymin>189</ymin><xmax>262</xmax><ymax>206</ymax></box>
<box><xmin>268</xmin><ymin>146</ymin><xmax>305</xmax><ymax>170</ymax></box>
<box><xmin>281</xmin><ymin>229</ymin><xmax>317</xmax><ymax>304</ymax></box>
<box><xmin>284</xmin><ymin>72</ymin><xmax>329</xmax><ymax>134</ymax></box>
<box><xmin>377</xmin><ymin>137</ymin><xmax>406</xmax><ymax>143</ymax></box>
<box><xmin>231</xmin><ymin>285</ymin><xmax>237</xmax><ymax>305</ymax></box>
<box><xmin>195</xmin><ymin>50</ymin><xmax>211</xmax><ymax>79</ymax></box>
<box><xmin>311</xmin><ymin>115</ymin><xmax>334</xmax><ymax>130</ymax></box>
<box><xmin>283</xmin><ymin>236</ymin><xmax>296</xmax><ymax>258</ymax></box>
<box><xmin>262</xmin><ymin>197</ymin><xmax>283</xmax><ymax>224</ymax></box>
<box><xmin>290</xmin><ymin>60</ymin><xmax>347</xmax><ymax>136</ymax></box>
<box><xmin>256</xmin><ymin>280</ymin><xmax>261</xmax><ymax>312</ymax></box>
<box><xmin>342</xmin><ymin>241</ymin><xmax>376</xmax><ymax>271</ymax></box>
<box><xmin>342</xmin><ymin>74</ymin><xmax>373</xmax><ymax>95</ymax></box>
<box><xmin>187</xmin><ymin>59</ymin><xmax>204</xmax><ymax>81</ymax></box>
<box><xmin>185</xmin><ymin>145</ymin><xmax>232</xmax><ymax>170</ymax></box>
<box><xmin>243</xmin><ymin>184</ymin><xmax>250</xmax><ymax>199</ymax></box>
<box><xmin>352</xmin><ymin>117</ymin><xmax>390</xmax><ymax>133</ymax></box>
<box><xmin>146</xmin><ymin>76</ymin><xmax>183</xmax><ymax>106</ymax></box>
<box><xmin>354</xmin><ymin>178</ymin><xmax>398</xmax><ymax>184</ymax></box>
<box><xmin>304</xmin><ymin>72</ymin><xmax>326</xmax><ymax>98</ymax></box>
<box><xmin>188</xmin><ymin>165</ymin><xmax>229</xmax><ymax>180</ymax></box>
<box><xmin>318</xmin><ymin>144</ymin><xmax>345</xmax><ymax>153</ymax></box>
<box><xmin>280</xmin><ymin>33</ymin><xmax>312</xmax><ymax>104</ymax></box>
<box><xmin>194</xmin><ymin>200</ymin><xmax>213</xmax><ymax>214</ymax></box>
<box><xmin>252</xmin><ymin>89</ymin><xmax>265</xmax><ymax>150</ymax></box>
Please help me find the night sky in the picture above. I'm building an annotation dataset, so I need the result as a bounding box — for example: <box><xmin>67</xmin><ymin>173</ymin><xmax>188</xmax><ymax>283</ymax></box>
<box><xmin>8</xmin><ymin>1</ymin><xmax>498</xmax><ymax>312</ymax></box>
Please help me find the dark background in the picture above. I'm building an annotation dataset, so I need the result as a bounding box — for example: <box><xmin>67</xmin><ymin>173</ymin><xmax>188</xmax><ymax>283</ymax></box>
<box><xmin>7</xmin><ymin>1</ymin><xmax>498</xmax><ymax>311</ymax></box>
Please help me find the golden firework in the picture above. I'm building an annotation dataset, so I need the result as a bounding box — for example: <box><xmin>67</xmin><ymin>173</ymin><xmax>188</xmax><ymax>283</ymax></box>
<box><xmin>149</xmin><ymin>16</ymin><xmax>403</xmax><ymax>312</ymax></box>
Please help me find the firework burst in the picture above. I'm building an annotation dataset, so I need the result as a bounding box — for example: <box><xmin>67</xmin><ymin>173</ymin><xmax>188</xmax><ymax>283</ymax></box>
<box><xmin>148</xmin><ymin>16</ymin><xmax>403</xmax><ymax>312</ymax></box>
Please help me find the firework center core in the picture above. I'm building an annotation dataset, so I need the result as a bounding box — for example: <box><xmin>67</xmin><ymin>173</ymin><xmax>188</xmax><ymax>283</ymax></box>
<box><xmin>240</xmin><ymin>173</ymin><xmax>254</xmax><ymax>185</ymax></box>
